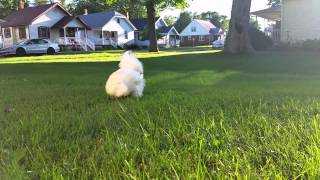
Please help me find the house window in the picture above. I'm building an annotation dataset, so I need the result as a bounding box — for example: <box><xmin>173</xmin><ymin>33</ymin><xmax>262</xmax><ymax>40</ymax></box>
<box><xmin>188</xmin><ymin>36</ymin><xmax>192</xmax><ymax>40</ymax></box>
<box><xmin>19</xmin><ymin>27</ymin><xmax>26</xmax><ymax>39</ymax></box>
<box><xmin>4</xmin><ymin>28</ymin><xmax>11</xmax><ymax>38</ymax></box>
<box><xmin>117</xmin><ymin>18</ymin><xmax>120</xmax><ymax>24</ymax></box>
<box><xmin>191</xmin><ymin>26</ymin><xmax>196</xmax><ymax>32</ymax></box>
<box><xmin>124</xmin><ymin>31</ymin><xmax>128</xmax><ymax>39</ymax></box>
<box><xmin>38</xmin><ymin>26</ymin><xmax>50</xmax><ymax>39</ymax></box>
<box><xmin>111</xmin><ymin>31</ymin><xmax>115</xmax><ymax>38</ymax></box>
<box><xmin>199</xmin><ymin>35</ymin><xmax>205</xmax><ymax>41</ymax></box>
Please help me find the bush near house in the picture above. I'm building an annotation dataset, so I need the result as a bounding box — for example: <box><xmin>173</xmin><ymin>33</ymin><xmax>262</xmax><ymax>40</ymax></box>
<box><xmin>302</xmin><ymin>39</ymin><xmax>320</xmax><ymax>51</ymax></box>
<box><xmin>249</xmin><ymin>27</ymin><xmax>274</xmax><ymax>51</ymax></box>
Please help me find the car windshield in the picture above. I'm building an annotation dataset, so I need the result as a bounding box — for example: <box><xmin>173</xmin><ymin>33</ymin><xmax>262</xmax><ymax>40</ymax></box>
<box><xmin>17</xmin><ymin>40</ymin><xmax>28</xmax><ymax>45</ymax></box>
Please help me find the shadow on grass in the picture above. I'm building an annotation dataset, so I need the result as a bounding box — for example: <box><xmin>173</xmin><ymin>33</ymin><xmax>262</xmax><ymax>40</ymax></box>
<box><xmin>138</xmin><ymin>50</ymin><xmax>320</xmax><ymax>75</ymax></box>
<box><xmin>1</xmin><ymin>50</ymin><xmax>320</xmax><ymax>77</ymax></box>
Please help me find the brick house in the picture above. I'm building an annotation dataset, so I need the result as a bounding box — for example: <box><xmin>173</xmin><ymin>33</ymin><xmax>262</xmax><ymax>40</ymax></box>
<box><xmin>179</xmin><ymin>19</ymin><xmax>223</xmax><ymax>46</ymax></box>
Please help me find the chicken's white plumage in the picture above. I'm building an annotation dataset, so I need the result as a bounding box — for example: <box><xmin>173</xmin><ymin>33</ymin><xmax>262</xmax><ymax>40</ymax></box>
<box><xmin>106</xmin><ymin>51</ymin><xmax>145</xmax><ymax>98</ymax></box>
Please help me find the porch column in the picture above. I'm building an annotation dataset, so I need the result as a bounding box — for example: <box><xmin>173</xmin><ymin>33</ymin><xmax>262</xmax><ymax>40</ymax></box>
<box><xmin>64</xmin><ymin>27</ymin><xmax>67</xmax><ymax>45</ymax></box>
<box><xmin>85</xmin><ymin>28</ymin><xmax>88</xmax><ymax>51</ymax></box>
<box><xmin>102</xmin><ymin>30</ymin><xmax>105</xmax><ymax>45</ymax></box>
<box><xmin>76</xmin><ymin>28</ymin><xmax>79</xmax><ymax>41</ymax></box>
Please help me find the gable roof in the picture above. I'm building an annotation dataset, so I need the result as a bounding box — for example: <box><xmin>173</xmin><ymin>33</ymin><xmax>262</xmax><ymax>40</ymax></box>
<box><xmin>158</xmin><ymin>26</ymin><xmax>179</xmax><ymax>35</ymax></box>
<box><xmin>180</xmin><ymin>19</ymin><xmax>223</xmax><ymax>36</ymax></box>
<box><xmin>195</xmin><ymin>19</ymin><xmax>223</xmax><ymax>35</ymax></box>
<box><xmin>195</xmin><ymin>20</ymin><xmax>217</xmax><ymax>33</ymax></box>
<box><xmin>79</xmin><ymin>11</ymin><xmax>132</xmax><ymax>29</ymax></box>
<box><xmin>0</xmin><ymin>3</ymin><xmax>70</xmax><ymax>28</ymax></box>
<box><xmin>52</xmin><ymin>16</ymin><xmax>91</xmax><ymax>29</ymax></box>
<box><xmin>130</xmin><ymin>17</ymin><xmax>161</xmax><ymax>31</ymax></box>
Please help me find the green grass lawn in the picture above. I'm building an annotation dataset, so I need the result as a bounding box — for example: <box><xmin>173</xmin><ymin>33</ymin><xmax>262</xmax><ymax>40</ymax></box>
<box><xmin>1</xmin><ymin>48</ymin><xmax>320</xmax><ymax>178</ymax></box>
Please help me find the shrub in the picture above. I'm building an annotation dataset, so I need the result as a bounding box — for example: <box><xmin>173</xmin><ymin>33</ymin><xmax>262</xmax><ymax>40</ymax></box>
<box><xmin>123</xmin><ymin>44</ymin><xmax>141</xmax><ymax>50</ymax></box>
<box><xmin>249</xmin><ymin>27</ymin><xmax>274</xmax><ymax>51</ymax></box>
<box><xmin>302</xmin><ymin>39</ymin><xmax>320</xmax><ymax>51</ymax></box>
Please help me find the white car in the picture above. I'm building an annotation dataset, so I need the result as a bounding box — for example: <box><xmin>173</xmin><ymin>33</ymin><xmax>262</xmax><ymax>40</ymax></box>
<box><xmin>0</xmin><ymin>39</ymin><xmax>60</xmax><ymax>56</ymax></box>
<box><xmin>212</xmin><ymin>39</ymin><xmax>225</xmax><ymax>49</ymax></box>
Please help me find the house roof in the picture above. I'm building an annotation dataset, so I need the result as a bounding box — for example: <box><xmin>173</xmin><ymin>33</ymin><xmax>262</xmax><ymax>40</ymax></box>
<box><xmin>158</xmin><ymin>26</ymin><xmax>179</xmax><ymax>35</ymax></box>
<box><xmin>79</xmin><ymin>11</ymin><xmax>129</xmax><ymax>29</ymax></box>
<box><xmin>195</xmin><ymin>19</ymin><xmax>223</xmax><ymax>35</ymax></box>
<box><xmin>52</xmin><ymin>16</ymin><xmax>91</xmax><ymax>29</ymax></box>
<box><xmin>158</xmin><ymin>26</ymin><xmax>172</xmax><ymax>34</ymax></box>
<box><xmin>0</xmin><ymin>3</ymin><xmax>71</xmax><ymax>28</ymax></box>
<box><xmin>251</xmin><ymin>5</ymin><xmax>281</xmax><ymax>21</ymax></box>
<box><xmin>130</xmin><ymin>17</ymin><xmax>161</xmax><ymax>31</ymax></box>
<box><xmin>209</xmin><ymin>27</ymin><xmax>223</xmax><ymax>35</ymax></box>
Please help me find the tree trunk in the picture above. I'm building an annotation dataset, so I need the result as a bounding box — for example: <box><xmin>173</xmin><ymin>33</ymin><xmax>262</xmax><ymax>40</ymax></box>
<box><xmin>224</xmin><ymin>0</ymin><xmax>255</xmax><ymax>54</ymax></box>
<box><xmin>146</xmin><ymin>1</ymin><xmax>159</xmax><ymax>52</ymax></box>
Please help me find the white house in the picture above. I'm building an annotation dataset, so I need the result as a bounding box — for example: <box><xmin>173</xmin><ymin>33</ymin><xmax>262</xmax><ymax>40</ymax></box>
<box><xmin>179</xmin><ymin>19</ymin><xmax>223</xmax><ymax>46</ymax></box>
<box><xmin>130</xmin><ymin>17</ymin><xmax>180</xmax><ymax>47</ymax></box>
<box><xmin>0</xmin><ymin>19</ymin><xmax>5</xmax><ymax>48</ymax></box>
<box><xmin>252</xmin><ymin>0</ymin><xmax>320</xmax><ymax>43</ymax></box>
<box><xmin>79</xmin><ymin>11</ymin><xmax>136</xmax><ymax>48</ymax></box>
<box><xmin>0</xmin><ymin>3</ymin><xmax>94</xmax><ymax>51</ymax></box>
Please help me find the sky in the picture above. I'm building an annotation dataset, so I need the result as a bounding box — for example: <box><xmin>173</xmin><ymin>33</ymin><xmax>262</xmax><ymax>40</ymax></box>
<box><xmin>161</xmin><ymin>0</ymin><xmax>270</xmax><ymax>17</ymax></box>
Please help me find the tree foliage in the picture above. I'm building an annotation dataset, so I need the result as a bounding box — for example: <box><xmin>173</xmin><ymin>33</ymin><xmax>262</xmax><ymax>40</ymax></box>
<box><xmin>105</xmin><ymin>0</ymin><xmax>145</xmax><ymax>18</ymax></box>
<box><xmin>174</xmin><ymin>11</ymin><xmax>192</xmax><ymax>33</ymax></box>
<box><xmin>195</xmin><ymin>11</ymin><xmax>229</xmax><ymax>31</ymax></box>
<box><xmin>33</xmin><ymin>0</ymin><xmax>52</xmax><ymax>6</ymax></box>
<box><xmin>68</xmin><ymin>0</ymin><xmax>111</xmax><ymax>15</ymax></box>
<box><xmin>0</xmin><ymin>0</ymin><xmax>29</xmax><ymax>16</ymax></box>
<box><xmin>163</xmin><ymin>15</ymin><xmax>176</xmax><ymax>26</ymax></box>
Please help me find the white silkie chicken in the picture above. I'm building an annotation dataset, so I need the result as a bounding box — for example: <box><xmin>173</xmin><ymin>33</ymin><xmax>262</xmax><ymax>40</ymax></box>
<box><xmin>105</xmin><ymin>51</ymin><xmax>145</xmax><ymax>98</ymax></box>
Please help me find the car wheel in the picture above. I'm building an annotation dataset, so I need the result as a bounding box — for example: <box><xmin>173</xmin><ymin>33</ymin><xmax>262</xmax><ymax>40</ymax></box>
<box><xmin>47</xmin><ymin>47</ymin><xmax>55</xmax><ymax>55</ymax></box>
<box><xmin>16</xmin><ymin>48</ymin><xmax>26</xmax><ymax>56</ymax></box>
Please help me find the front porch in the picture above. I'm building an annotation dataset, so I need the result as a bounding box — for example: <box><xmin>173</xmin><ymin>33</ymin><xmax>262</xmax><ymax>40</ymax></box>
<box><xmin>93</xmin><ymin>30</ymin><xmax>119</xmax><ymax>48</ymax></box>
<box><xmin>158</xmin><ymin>34</ymin><xmax>180</xmax><ymax>48</ymax></box>
<box><xmin>57</xmin><ymin>27</ymin><xmax>95</xmax><ymax>51</ymax></box>
<box><xmin>52</xmin><ymin>16</ymin><xmax>95</xmax><ymax>51</ymax></box>
<box><xmin>251</xmin><ymin>6</ymin><xmax>281</xmax><ymax>44</ymax></box>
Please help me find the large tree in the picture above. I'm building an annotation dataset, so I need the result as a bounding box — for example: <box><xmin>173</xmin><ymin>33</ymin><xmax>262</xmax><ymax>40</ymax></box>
<box><xmin>145</xmin><ymin>0</ymin><xmax>187</xmax><ymax>52</ymax></box>
<box><xmin>224</xmin><ymin>0</ymin><xmax>254</xmax><ymax>54</ymax></box>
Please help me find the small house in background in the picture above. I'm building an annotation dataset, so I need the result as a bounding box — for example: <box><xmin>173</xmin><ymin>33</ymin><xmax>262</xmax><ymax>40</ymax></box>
<box><xmin>0</xmin><ymin>18</ymin><xmax>5</xmax><ymax>48</ymax></box>
<box><xmin>0</xmin><ymin>3</ymin><xmax>93</xmax><ymax>50</ymax></box>
<box><xmin>79</xmin><ymin>11</ymin><xmax>136</xmax><ymax>49</ymax></box>
<box><xmin>179</xmin><ymin>19</ymin><xmax>223</xmax><ymax>47</ymax></box>
<box><xmin>130</xmin><ymin>17</ymin><xmax>180</xmax><ymax>48</ymax></box>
